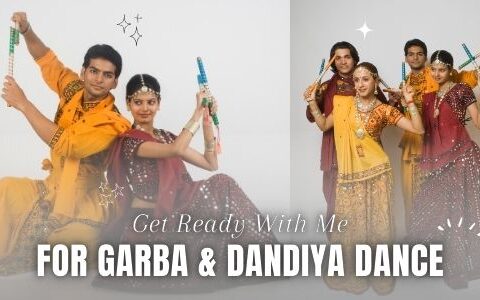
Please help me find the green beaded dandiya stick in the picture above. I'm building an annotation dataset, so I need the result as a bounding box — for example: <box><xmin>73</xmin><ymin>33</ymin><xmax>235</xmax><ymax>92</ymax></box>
<box><xmin>8</xmin><ymin>22</ymin><xmax>20</xmax><ymax>77</ymax></box>
<box><xmin>197</xmin><ymin>57</ymin><xmax>221</xmax><ymax>153</ymax></box>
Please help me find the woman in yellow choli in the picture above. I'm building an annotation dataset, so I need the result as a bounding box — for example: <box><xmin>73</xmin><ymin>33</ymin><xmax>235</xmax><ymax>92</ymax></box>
<box><xmin>306</xmin><ymin>62</ymin><xmax>424</xmax><ymax>294</ymax></box>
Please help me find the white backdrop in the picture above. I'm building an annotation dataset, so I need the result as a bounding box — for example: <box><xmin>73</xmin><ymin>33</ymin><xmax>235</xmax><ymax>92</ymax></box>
<box><xmin>0</xmin><ymin>0</ymin><xmax>290</xmax><ymax>214</ymax></box>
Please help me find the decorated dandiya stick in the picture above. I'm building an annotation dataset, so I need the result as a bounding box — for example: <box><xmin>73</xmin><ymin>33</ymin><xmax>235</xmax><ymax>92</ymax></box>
<box><xmin>379</xmin><ymin>77</ymin><xmax>391</xmax><ymax>89</ymax></box>
<box><xmin>317</xmin><ymin>55</ymin><xmax>336</xmax><ymax>83</ymax></box>
<box><xmin>459</xmin><ymin>51</ymin><xmax>480</xmax><ymax>69</ymax></box>
<box><xmin>314</xmin><ymin>58</ymin><xmax>326</xmax><ymax>83</ymax></box>
<box><xmin>8</xmin><ymin>22</ymin><xmax>20</xmax><ymax>77</ymax></box>
<box><xmin>196</xmin><ymin>57</ymin><xmax>221</xmax><ymax>153</ymax></box>
<box><xmin>7</xmin><ymin>22</ymin><xmax>20</xmax><ymax>107</ymax></box>
<box><xmin>401</xmin><ymin>62</ymin><xmax>406</xmax><ymax>82</ymax></box>
<box><xmin>196</xmin><ymin>57</ymin><xmax>219</xmax><ymax>126</ymax></box>
<box><xmin>461</xmin><ymin>43</ymin><xmax>480</xmax><ymax>70</ymax></box>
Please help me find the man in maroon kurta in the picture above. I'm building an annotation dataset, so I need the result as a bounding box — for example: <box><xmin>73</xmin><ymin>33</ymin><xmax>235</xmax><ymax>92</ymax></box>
<box><xmin>305</xmin><ymin>41</ymin><xmax>358</xmax><ymax>221</ymax></box>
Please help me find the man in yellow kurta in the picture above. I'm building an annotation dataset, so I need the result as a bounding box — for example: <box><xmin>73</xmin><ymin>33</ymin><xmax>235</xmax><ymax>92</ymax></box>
<box><xmin>0</xmin><ymin>12</ymin><xmax>130</xmax><ymax>274</ymax></box>
<box><xmin>394</xmin><ymin>39</ymin><xmax>478</xmax><ymax>225</ymax></box>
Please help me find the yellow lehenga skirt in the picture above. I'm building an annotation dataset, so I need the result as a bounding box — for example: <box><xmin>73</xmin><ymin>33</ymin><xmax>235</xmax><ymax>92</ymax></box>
<box><xmin>323</xmin><ymin>96</ymin><xmax>397</xmax><ymax>294</ymax></box>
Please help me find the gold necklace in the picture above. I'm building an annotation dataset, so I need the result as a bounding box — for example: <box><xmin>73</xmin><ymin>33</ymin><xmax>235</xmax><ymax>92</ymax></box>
<box><xmin>433</xmin><ymin>82</ymin><xmax>454</xmax><ymax>118</ymax></box>
<box><xmin>354</xmin><ymin>96</ymin><xmax>377</xmax><ymax>139</ymax></box>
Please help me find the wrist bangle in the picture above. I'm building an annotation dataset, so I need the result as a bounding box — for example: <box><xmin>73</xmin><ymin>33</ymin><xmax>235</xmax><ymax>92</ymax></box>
<box><xmin>407</xmin><ymin>106</ymin><xmax>418</xmax><ymax>116</ymax></box>
<box><xmin>310</xmin><ymin>109</ymin><xmax>321</xmax><ymax>117</ymax></box>
<box><xmin>20</xmin><ymin>23</ymin><xmax>30</xmax><ymax>35</ymax></box>
<box><xmin>183</xmin><ymin>119</ymin><xmax>200</xmax><ymax>135</ymax></box>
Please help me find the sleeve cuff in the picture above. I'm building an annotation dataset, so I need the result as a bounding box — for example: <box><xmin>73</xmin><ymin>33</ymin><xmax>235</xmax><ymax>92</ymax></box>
<box><xmin>49</xmin><ymin>127</ymin><xmax>64</xmax><ymax>148</ymax></box>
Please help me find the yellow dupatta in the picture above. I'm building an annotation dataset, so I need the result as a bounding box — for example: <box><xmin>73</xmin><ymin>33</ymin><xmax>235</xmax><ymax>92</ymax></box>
<box><xmin>50</xmin><ymin>89</ymin><xmax>130</xmax><ymax>221</ymax></box>
<box><xmin>333</xmin><ymin>95</ymin><xmax>391</xmax><ymax>183</ymax></box>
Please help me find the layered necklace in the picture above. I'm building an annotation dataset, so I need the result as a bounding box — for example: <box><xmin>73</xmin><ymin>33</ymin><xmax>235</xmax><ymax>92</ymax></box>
<box><xmin>433</xmin><ymin>81</ymin><xmax>454</xmax><ymax>118</ymax></box>
<box><xmin>354</xmin><ymin>95</ymin><xmax>377</xmax><ymax>139</ymax></box>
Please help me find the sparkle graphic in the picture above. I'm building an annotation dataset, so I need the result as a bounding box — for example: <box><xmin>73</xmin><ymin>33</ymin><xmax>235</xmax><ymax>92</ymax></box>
<box><xmin>111</xmin><ymin>183</ymin><xmax>124</xmax><ymax>198</ymax></box>
<box><xmin>135</xmin><ymin>13</ymin><xmax>143</xmax><ymax>23</ymax></box>
<box><xmin>130</xmin><ymin>26</ymin><xmax>143</xmax><ymax>46</ymax></box>
<box><xmin>98</xmin><ymin>182</ymin><xmax>125</xmax><ymax>207</ymax></box>
<box><xmin>99</xmin><ymin>181</ymin><xmax>109</xmax><ymax>193</ymax></box>
<box><xmin>116</xmin><ymin>14</ymin><xmax>131</xmax><ymax>33</ymax></box>
<box><xmin>356</xmin><ymin>19</ymin><xmax>372</xmax><ymax>40</ymax></box>
<box><xmin>99</xmin><ymin>193</ymin><xmax>114</xmax><ymax>208</ymax></box>
<box><xmin>437</xmin><ymin>218</ymin><xmax>480</xmax><ymax>237</ymax></box>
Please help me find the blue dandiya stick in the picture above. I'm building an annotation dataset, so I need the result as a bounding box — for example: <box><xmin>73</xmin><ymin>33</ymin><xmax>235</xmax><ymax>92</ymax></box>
<box><xmin>196</xmin><ymin>57</ymin><xmax>219</xmax><ymax>126</ymax></box>
<box><xmin>402</xmin><ymin>62</ymin><xmax>406</xmax><ymax>82</ymax></box>
<box><xmin>318</xmin><ymin>58</ymin><xmax>325</xmax><ymax>76</ymax></box>
<box><xmin>379</xmin><ymin>77</ymin><xmax>391</xmax><ymax>89</ymax></box>
<box><xmin>461</xmin><ymin>43</ymin><xmax>480</xmax><ymax>69</ymax></box>
<box><xmin>459</xmin><ymin>52</ymin><xmax>480</xmax><ymax>69</ymax></box>
<box><xmin>314</xmin><ymin>58</ymin><xmax>326</xmax><ymax>84</ymax></box>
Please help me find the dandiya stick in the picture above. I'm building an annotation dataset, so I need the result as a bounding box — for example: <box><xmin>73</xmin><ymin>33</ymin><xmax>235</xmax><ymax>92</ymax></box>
<box><xmin>317</xmin><ymin>55</ymin><xmax>336</xmax><ymax>84</ymax></box>
<box><xmin>7</xmin><ymin>22</ymin><xmax>20</xmax><ymax>107</ymax></box>
<box><xmin>459</xmin><ymin>51</ymin><xmax>480</xmax><ymax>69</ymax></box>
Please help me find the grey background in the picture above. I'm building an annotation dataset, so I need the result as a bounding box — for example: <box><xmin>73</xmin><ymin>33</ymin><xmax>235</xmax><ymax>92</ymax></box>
<box><xmin>291</xmin><ymin>0</ymin><xmax>480</xmax><ymax>299</ymax></box>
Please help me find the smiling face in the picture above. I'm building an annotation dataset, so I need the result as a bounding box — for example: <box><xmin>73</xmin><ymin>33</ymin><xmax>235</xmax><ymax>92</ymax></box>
<box><xmin>127</xmin><ymin>92</ymin><xmax>160</xmax><ymax>127</ymax></box>
<box><xmin>353</xmin><ymin>67</ymin><xmax>377</xmax><ymax>98</ymax></box>
<box><xmin>333</xmin><ymin>48</ymin><xmax>355</xmax><ymax>76</ymax></box>
<box><xmin>430</xmin><ymin>63</ymin><xmax>451</xmax><ymax>86</ymax></box>
<box><xmin>80</xmin><ymin>58</ymin><xmax>118</xmax><ymax>101</ymax></box>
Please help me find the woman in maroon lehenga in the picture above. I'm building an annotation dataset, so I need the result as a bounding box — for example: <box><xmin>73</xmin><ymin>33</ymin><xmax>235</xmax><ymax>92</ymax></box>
<box><xmin>408</xmin><ymin>50</ymin><xmax>480</xmax><ymax>289</ymax></box>
<box><xmin>94</xmin><ymin>74</ymin><xmax>277</xmax><ymax>292</ymax></box>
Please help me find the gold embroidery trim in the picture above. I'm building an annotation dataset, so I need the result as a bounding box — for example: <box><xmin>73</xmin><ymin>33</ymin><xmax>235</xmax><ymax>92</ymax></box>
<box><xmin>48</xmin><ymin>127</ymin><xmax>64</xmax><ymax>148</ymax></box>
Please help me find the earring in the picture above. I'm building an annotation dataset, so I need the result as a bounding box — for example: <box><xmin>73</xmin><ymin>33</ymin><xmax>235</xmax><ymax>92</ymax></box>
<box><xmin>374</xmin><ymin>85</ymin><xmax>378</xmax><ymax>95</ymax></box>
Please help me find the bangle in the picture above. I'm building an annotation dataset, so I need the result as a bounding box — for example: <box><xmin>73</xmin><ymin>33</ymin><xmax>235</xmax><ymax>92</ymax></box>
<box><xmin>205</xmin><ymin>139</ymin><xmax>216</xmax><ymax>152</ymax></box>
<box><xmin>408</xmin><ymin>106</ymin><xmax>418</xmax><ymax>117</ymax></box>
<box><xmin>183</xmin><ymin>119</ymin><xmax>200</xmax><ymax>135</ymax></box>
<box><xmin>20</xmin><ymin>23</ymin><xmax>30</xmax><ymax>35</ymax></box>
<box><xmin>310</xmin><ymin>109</ymin><xmax>321</xmax><ymax>117</ymax></box>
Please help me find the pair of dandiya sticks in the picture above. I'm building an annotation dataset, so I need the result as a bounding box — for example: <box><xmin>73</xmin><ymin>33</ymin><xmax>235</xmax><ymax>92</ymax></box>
<box><xmin>311</xmin><ymin>55</ymin><xmax>393</xmax><ymax>92</ymax></box>
<box><xmin>6</xmin><ymin>21</ymin><xmax>221</xmax><ymax>152</ymax></box>
<box><xmin>309</xmin><ymin>43</ymin><xmax>480</xmax><ymax>92</ymax></box>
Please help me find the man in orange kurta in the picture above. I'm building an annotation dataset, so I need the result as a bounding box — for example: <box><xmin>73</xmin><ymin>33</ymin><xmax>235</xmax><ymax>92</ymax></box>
<box><xmin>0</xmin><ymin>12</ymin><xmax>130</xmax><ymax>274</ymax></box>
<box><xmin>396</xmin><ymin>39</ymin><xmax>478</xmax><ymax>226</ymax></box>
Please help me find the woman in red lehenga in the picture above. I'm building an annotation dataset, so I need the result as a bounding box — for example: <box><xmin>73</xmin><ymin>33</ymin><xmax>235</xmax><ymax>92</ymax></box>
<box><xmin>94</xmin><ymin>74</ymin><xmax>277</xmax><ymax>292</ymax></box>
<box><xmin>408</xmin><ymin>50</ymin><xmax>480</xmax><ymax>289</ymax></box>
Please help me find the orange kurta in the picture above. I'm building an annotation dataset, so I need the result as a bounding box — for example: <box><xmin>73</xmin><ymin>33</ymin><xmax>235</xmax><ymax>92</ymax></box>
<box><xmin>0</xmin><ymin>50</ymin><xmax>130</xmax><ymax>274</ymax></box>
<box><xmin>400</xmin><ymin>67</ymin><xmax>477</xmax><ymax>225</ymax></box>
